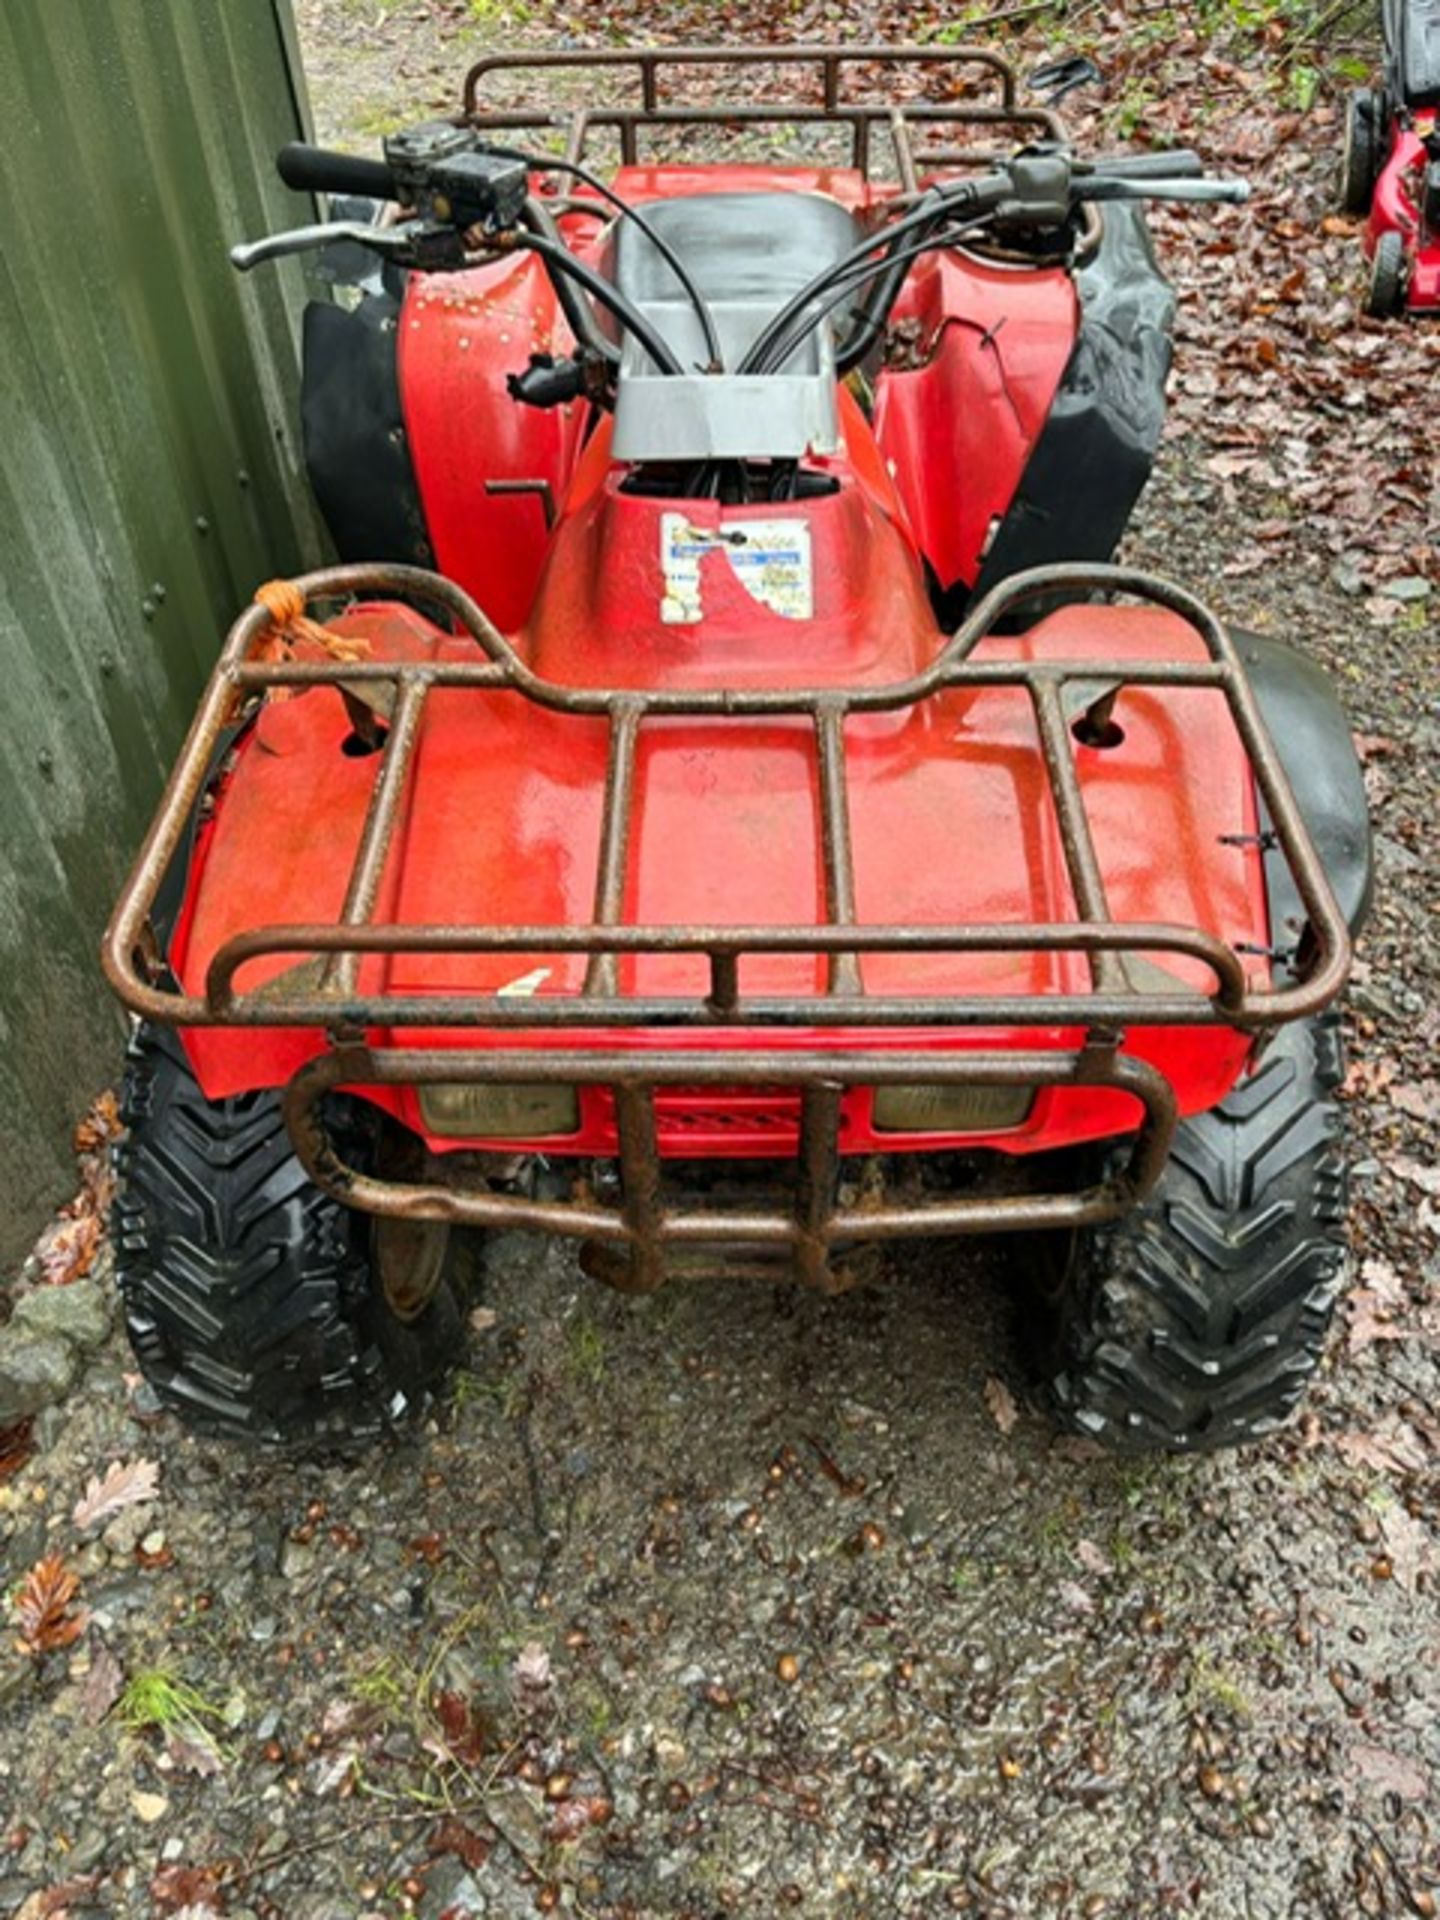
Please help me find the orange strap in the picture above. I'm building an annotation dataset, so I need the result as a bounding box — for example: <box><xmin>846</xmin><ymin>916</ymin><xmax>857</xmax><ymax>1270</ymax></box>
<box><xmin>253</xmin><ymin>579</ymin><xmax>371</xmax><ymax>698</ymax></box>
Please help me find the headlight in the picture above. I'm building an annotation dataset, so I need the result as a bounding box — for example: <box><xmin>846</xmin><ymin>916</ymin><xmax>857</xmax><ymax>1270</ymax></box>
<box><xmin>418</xmin><ymin>1082</ymin><xmax>580</xmax><ymax>1139</ymax></box>
<box><xmin>871</xmin><ymin>1083</ymin><xmax>1033</xmax><ymax>1134</ymax></box>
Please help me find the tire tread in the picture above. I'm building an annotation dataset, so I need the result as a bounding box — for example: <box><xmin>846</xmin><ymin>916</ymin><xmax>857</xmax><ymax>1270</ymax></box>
<box><xmin>1041</xmin><ymin>1015</ymin><xmax>1347</xmax><ymax>1453</ymax></box>
<box><xmin>115</xmin><ymin>1025</ymin><xmax>462</xmax><ymax>1445</ymax></box>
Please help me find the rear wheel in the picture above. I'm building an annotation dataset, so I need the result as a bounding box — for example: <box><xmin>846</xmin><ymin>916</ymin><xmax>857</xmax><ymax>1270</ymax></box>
<box><xmin>1032</xmin><ymin>1015</ymin><xmax>1347</xmax><ymax>1453</ymax></box>
<box><xmin>1364</xmin><ymin>229</ymin><xmax>1407</xmax><ymax>317</ymax></box>
<box><xmin>1339</xmin><ymin>88</ymin><xmax>1381</xmax><ymax>215</ymax></box>
<box><xmin>114</xmin><ymin>1025</ymin><xmax>469</xmax><ymax>1445</ymax></box>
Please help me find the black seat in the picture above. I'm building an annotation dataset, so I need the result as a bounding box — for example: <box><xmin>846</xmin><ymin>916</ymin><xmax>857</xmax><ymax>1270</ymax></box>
<box><xmin>612</xmin><ymin>190</ymin><xmax>860</xmax><ymax>304</ymax></box>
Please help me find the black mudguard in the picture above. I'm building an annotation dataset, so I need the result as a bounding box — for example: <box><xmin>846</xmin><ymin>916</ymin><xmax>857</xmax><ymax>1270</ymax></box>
<box><xmin>974</xmin><ymin>203</ymin><xmax>1175</xmax><ymax>597</ymax></box>
<box><xmin>1242</xmin><ymin>632</ymin><xmax>1373</xmax><ymax>964</ymax></box>
<box><xmin>301</xmin><ymin>290</ymin><xmax>432</xmax><ymax>567</ymax></box>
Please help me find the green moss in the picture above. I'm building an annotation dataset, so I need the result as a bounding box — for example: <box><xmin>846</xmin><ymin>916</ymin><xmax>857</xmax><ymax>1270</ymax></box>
<box><xmin>567</xmin><ymin>1312</ymin><xmax>608</xmax><ymax>1387</ymax></box>
<box><xmin>1188</xmin><ymin>1650</ymin><xmax>1253</xmax><ymax>1722</ymax></box>
<box><xmin>118</xmin><ymin>1665</ymin><xmax>223</xmax><ymax>1730</ymax></box>
<box><xmin>351</xmin><ymin>1653</ymin><xmax>412</xmax><ymax>1717</ymax></box>
<box><xmin>466</xmin><ymin>0</ymin><xmax>532</xmax><ymax>21</ymax></box>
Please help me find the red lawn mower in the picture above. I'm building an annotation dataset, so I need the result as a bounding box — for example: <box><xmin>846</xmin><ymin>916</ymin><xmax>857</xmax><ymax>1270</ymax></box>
<box><xmin>104</xmin><ymin>46</ymin><xmax>1371</xmax><ymax>1453</ymax></box>
<box><xmin>1340</xmin><ymin>0</ymin><xmax>1440</xmax><ymax>313</ymax></box>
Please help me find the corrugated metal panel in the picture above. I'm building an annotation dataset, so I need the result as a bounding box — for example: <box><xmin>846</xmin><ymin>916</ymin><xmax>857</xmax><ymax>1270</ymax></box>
<box><xmin>0</xmin><ymin>0</ymin><xmax>326</xmax><ymax>1263</ymax></box>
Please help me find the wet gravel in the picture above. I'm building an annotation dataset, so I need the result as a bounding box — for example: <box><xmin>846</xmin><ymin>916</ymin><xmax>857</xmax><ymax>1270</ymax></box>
<box><xmin>1</xmin><ymin>4</ymin><xmax>1436</xmax><ymax>1915</ymax></box>
<box><xmin>1</xmin><ymin>1042</ymin><xmax>1437</xmax><ymax>1920</ymax></box>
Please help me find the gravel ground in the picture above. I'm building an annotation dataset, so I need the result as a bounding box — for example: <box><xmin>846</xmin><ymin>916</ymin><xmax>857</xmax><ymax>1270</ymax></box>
<box><xmin>1</xmin><ymin>4</ymin><xmax>1437</xmax><ymax>1916</ymax></box>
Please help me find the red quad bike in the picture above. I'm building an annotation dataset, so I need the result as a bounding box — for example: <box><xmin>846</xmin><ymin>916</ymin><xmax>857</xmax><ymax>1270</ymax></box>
<box><xmin>103</xmin><ymin>46</ymin><xmax>1372</xmax><ymax>1453</ymax></box>
<box><xmin>1340</xmin><ymin>0</ymin><xmax>1440</xmax><ymax>313</ymax></box>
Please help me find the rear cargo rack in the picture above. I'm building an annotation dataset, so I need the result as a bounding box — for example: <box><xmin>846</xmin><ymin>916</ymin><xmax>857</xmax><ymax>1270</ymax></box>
<box><xmin>460</xmin><ymin>43</ymin><xmax>1068</xmax><ymax>204</ymax></box>
<box><xmin>103</xmin><ymin>560</ymin><xmax>1350</xmax><ymax>1286</ymax></box>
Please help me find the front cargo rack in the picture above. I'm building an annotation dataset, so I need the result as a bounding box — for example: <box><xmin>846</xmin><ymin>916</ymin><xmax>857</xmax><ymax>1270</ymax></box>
<box><xmin>104</xmin><ymin>561</ymin><xmax>1350</xmax><ymax>1290</ymax></box>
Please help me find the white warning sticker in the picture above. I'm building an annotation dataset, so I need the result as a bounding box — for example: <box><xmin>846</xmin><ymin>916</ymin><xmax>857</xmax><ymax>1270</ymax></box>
<box><xmin>660</xmin><ymin>513</ymin><xmax>813</xmax><ymax>624</ymax></box>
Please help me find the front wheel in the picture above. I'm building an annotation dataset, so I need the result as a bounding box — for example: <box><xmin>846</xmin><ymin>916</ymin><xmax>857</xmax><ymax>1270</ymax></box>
<box><xmin>1364</xmin><ymin>229</ymin><xmax>1407</xmax><ymax>318</ymax></box>
<box><xmin>1339</xmin><ymin>88</ymin><xmax>1381</xmax><ymax>216</ymax></box>
<box><xmin>1031</xmin><ymin>1015</ymin><xmax>1347</xmax><ymax>1453</ymax></box>
<box><xmin>114</xmin><ymin>1026</ymin><xmax>470</xmax><ymax>1445</ymax></box>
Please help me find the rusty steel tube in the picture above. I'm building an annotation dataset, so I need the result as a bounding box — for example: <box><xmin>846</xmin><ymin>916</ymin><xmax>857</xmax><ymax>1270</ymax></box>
<box><xmin>1030</xmin><ymin>676</ymin><xmax>1124</xmax><ymax>994</ymax></box>
<box><xmin>462</xmin><ymin>43</ymin><xmax>1022</xmax><ymax>117</ymax></box>
<box><xmin>323</xmin><ymin>674</ymin><xmax>428</xmax><ymax>998</ymax></box>
<box><xmin>582</xmin><ymin>699</ymin><xmax>643</xmax><ymax>999</ymax></box>
<box><xmin>104</xmin><ymin>559</ymin><xmax>1349</xmax><ymax>1071</ymax></box>
<box><xmin>279</xmin><ymin>1043</ymin><xmax>1176</xmax><ymax>1282</ymax></box>
<box><xmin>814</xmin><ymin>703</ymin><xmax>864</xmax><ymax>997</ymax></box>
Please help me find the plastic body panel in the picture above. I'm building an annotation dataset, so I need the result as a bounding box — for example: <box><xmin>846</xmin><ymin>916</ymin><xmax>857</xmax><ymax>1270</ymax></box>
<box><xmin>871</xmin><ymin>251</ymin><xmax>1077</xmax><ymax>592</ymax></box>
<box><xmin>1240</xmin><ymin>632</ymin><xmax>1373</xmax><ymax>954</ymax></box>
<box><xmin>972</xmin><ymin>205</ymin><xmax>1175</xmax><ymax>595</ymax></box>
<box><xmin>302</xmin><ymin>291</ymin><xmax>432</xmax><ymax>567</ymax></box>
<box><xmin>170</xmin><ymin>407</ymin><xmax>1275</xmax><ymax>1163</ymax></box>
<box><xmin>397</xmin><ymin>251</ymin><xmax>588</xmax><ymax>629</ymax></box>
<box><xmin>300</xmin><ymin>164</ymin><xmax>1176</xmax><ymax>619</ymax></box>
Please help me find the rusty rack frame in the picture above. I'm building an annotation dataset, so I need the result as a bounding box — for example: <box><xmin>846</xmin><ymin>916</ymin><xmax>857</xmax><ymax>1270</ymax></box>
<box><xmin>459</xmin><ymin>43</ymin><xmax>1069</xmax><ymax>204</ymax></box>
<box><xmin>104</xmin><ymin>560</ymin><xmax>1349</xmax><ymax>1287</ymax></box>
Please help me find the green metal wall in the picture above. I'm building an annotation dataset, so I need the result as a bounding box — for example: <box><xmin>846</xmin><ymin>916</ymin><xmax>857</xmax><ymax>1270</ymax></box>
<box><xmin>0</xmin><ymin>0</ymin><xmax>325</xmax><ymax>1266</ymax></box>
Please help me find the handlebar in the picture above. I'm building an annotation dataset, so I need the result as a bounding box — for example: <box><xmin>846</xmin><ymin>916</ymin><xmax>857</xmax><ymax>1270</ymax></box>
<box><xmin>236</xmin><ymin>133</ymin><xmax>1249</xmax><ymax>383</ymax></box>
<box><xmin>276</xmin><ymin>141</ymin><xmax>397</xmax><ymax>202</ymax></box>
<box><xmin>1078</xmin><ymin>149</ymin><xmax>1205</xmax><ymax>180</ymax></box>
<box><xmin>1076</xmin><ymin>174</ymin><xmax>1248</xmax><ymax>203</ymax></box>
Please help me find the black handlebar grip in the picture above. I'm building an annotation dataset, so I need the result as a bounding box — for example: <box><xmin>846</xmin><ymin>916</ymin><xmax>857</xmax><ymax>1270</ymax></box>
<box><xmin>1087</xmin><ymin>149</ymin><xmax>1205</xmax><ymax>180</ymax></box>
<box><xmin>276</xmin><ymin>142</ymin><xmax>397</xmax><ymax>200</ymax></box>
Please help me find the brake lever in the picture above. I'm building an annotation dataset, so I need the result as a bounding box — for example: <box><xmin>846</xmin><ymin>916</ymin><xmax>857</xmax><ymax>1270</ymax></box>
<box><xmin>229</xmin><ymin>221</ymin><xmax>417</xmax><ymax>273</ymax></box>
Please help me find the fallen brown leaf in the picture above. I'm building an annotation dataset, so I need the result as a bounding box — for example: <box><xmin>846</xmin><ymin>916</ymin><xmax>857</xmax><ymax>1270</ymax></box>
<box><xmin>149</xmin><ymin>1860</ymin><xmax>227</xmax><ymax>1914</ymax></box>
<box><xmin>33</xmin><ymin>1210</ymin><xmax>102</xmax><ymax>1288</ymax></box>
<box><xmin>1057</xmin><ymin>1579</ymin><xmax>1095</xmax><ymax>1615</ymax></box>
<box><xmin>1075</xmin><ymin>1537</ymin><xmax>1115</xmax><ymax>1576</ymax></box>
<box><xmin>1343</xmin><ymin>1057</ymin><xmax>1395</xmax><ymax>1100</ymax></box>
<box><xmin>1352</xmin><ymin>731</ymin><xmax>1395</xmax><ymax>763</ymax></box>
<box><xmin>73</xmin><ymin>1457</ymin><xmax>161</xmax><ymax>1533</ymax></box>
<box><xmin>1393</xmin><ymin>1157</ymin><xmax>1440</xmax><ymax>1198</ymax></box>
<box><xmin>13</xmin><ymin>1554</ymin><xmax>86</xmax><ymax>1656</ymax></box>
<box><xmin>14</xmin><ymin>1877</ymin><xmax>102</xmax><ymax>1920</ymax></box>
<box><xmin>1391</xmin><ymin>1081</ymin><xmax>1440</xmax><ymax>1124</ymax></box>
<box><xmin>1380</xmin><ymin>1503</ymin><xmax>1436</xmax><ymax>1596</ymax></box>
<box><xmin>1335</xmin><ymin>1423</ymin><xmax>1430</xmax><ymax>1476</ymax></box>
<box><xmin>166</xmin><ymin>1727</ymin><xmax>225</xmax><ymax>1777</ymax></box>
<box><xmin>72</xmin><ymin>1090</ymin><xmax>121</xmax><ymax>1156</ymax></box>
<box><xmin>0</xmin><ymin>1418</ymin><xmax>35</xmax><ymax>1483</ymax></box>
<box><xmin>426</xmin><ymin>1689</ymin><xmax>488</xmax><ymax>1766</ymax></box>
<box><xmin>1345</xmin><ymin>1282</ymin><xmax>1409</xmax><ymax>1355</ymax></box>
<box><xmin>983</xmin><ymin>1374</ymin><xmax>1019</xmax><ymax>1435</ymax></box>
<box><xmin>429</xmin><ymin>1816</ymin><xmax>491</xmax><ymax>1870</ymax></box>
<box><xmin>79</xmin><ymin>1644</ymin><xmax>124</xmax><ymax>1726</ymax></box>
